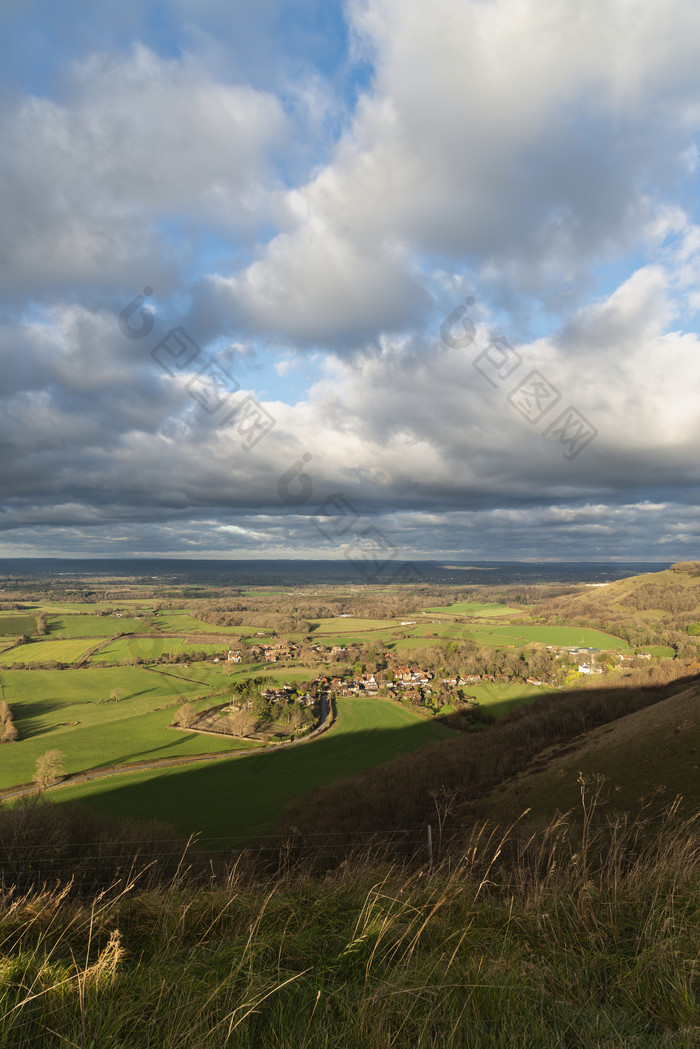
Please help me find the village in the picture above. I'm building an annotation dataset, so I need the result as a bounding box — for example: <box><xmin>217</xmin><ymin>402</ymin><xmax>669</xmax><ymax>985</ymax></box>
<box><xmin>221</xmin><ymin>640</ymin><xmax>655</xmax><ymax>689</ymax></box>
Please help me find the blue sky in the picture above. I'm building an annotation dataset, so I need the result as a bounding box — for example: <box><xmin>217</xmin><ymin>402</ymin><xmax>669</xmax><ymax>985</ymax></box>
<box><xmin>2</xmin><ymin>0</ymin><xmax>700</xmax><ymax>563</ymax></box>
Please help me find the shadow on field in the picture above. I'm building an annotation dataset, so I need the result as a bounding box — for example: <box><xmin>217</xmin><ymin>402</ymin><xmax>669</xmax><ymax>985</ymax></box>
<box><xmin>96</xmin><ymin>732</ymin><xmax>197</xmax><ymax>769</ymax></box>
<box><xmin>55</xmin><ymin>716</ymin><xmax>452</xmax><ymax>844</ymax></box>
<box><xmin>15</xmin><ymin>700</ymin><xmax>67</xmax><ymax>738</ymax></box>
<box><xmin>51</xmin><ymin>673</ymin><xmax>700</xmax><ymax>849</ymax></box>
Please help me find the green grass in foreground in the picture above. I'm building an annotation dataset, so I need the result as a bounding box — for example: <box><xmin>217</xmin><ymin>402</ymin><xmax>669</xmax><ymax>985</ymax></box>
<box><xmin>1</xmin><ymin>800</ymin><xmax>698</xmax><ymax>1049</ymax></box>
<box><xmin>53</xmin><ymin>697</ymin><xmax>453</xmax><ymax>841</ymax></box>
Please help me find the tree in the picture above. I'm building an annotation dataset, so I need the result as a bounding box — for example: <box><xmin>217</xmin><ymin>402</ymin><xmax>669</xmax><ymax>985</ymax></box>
<box><xmin>34</xmin><ymin>750</ymin><xmax>65</xmax><ymax>789</ymax></box>
<box><xmin>2</xmin><ymin>714</ymin><xmax>18</xmax><ymax>742</ymax></box>
<box><xmin>176</xmin><ymin>701</ymin><xmax>195</xmax><ymax>728</ymax></box>
<box><xmin>0</xmin><ymin>699</ymin><xmax>9</xmax><ymax>724</ymax></box>
<box><xmin>110</xmin><ymin>688</ymin><xmax>122</xmax><ymax>702</ymax></box>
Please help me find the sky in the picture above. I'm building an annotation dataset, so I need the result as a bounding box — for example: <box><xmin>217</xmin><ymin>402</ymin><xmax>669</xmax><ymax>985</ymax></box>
<box><xmin>1</xmin><ymin>0</ymin><xmax>700</xmax><ymax>564</ymax></box>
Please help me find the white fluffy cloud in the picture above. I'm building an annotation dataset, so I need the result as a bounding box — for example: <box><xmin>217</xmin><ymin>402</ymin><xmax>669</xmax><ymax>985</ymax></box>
<box><xmin>0</xmin><ymin>44</ymin><xmax>288</xmax><ymax>299</ymax></box>
<box><xmin>200</xmin><ymin>0</ymin><xmax>700</xmax><ymax>347</ymax></box>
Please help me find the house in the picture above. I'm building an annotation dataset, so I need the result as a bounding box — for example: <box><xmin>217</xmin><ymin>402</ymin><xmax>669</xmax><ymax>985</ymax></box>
<box><xmin>250</xmin><ymin>641</ymin><xmax>300</xmax><ymax>663</ymax></box>
<box><xmin>227</xmin><ymin>650</ymin><xmax>242</xmax><ymax>663</ymax></box>
<box><xmin>393</xmin><ymin>665</ymin><xmax>432</xmax><ymax>686</ymax></box>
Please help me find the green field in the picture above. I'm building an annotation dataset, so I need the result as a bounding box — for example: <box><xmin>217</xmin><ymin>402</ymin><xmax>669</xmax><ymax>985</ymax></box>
<box><xmin>0</xmin><ymin>665</ymin><xmax>197</xmax><ymax>711</ymax></box>
<box><xmin>310</xmin><ymin>617</ymin><xmax>403</xmax><ymax>635</ymax></box>
<box><xmin>52</xmin><ymin>697</ymin><xmax>454</xmax><ymax>841</ymax></box>
<box><xmin>403</xmin><ymin>621</ymin><xmax>629</xmax><ymax>650</ymax></box>
<box><xmin>46</xmin><ymin>614</ymin><xmax>154</xmax><ymax>637</ymax></box>
<box><xmin>30</xmin><ymin>601</ymin><xmax>155</xmax><ymax>613</ymax></box>
<box><xmin>150</xmin><ymin>612</ymin><xmax>234</xmax><ymax>633</ymax></box>
<box><xmin>0</xmin><ymin>666</ymin><xmax>224</xmax><ymax>788</ymax></box>
<box><xmin>423</xmin><ymin>602</ymin><xmax>525</xmax><ymax>617</ymax></box>
<box><xmin>465</xmin><ymin>680</ymin><xmax>551</xmax><ymax>717</ymax></box>
<box><xmin>0</xmin><ymin>615</ymin><xmax>37</xmax><ymax>635</ymax></box>
<box><xmin>0</xmin><ymin>703</ymin><xmax>256</xmax><ymax>790</ymax></box>
<box><xmin>1</xmin><ymin>638</ymin><xmax>98</xmax><ymax>665</ymax></box>
<box><xmin>89</xmin><ymin>636</ymin><xmax>229</xmax><ymax>664</ymax></box>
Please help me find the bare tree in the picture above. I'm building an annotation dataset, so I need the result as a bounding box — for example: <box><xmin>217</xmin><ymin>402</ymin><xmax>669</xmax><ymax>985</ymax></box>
<box><xmin>34</xmin><ymin>749</ymin><xmax>65</xmax><ymax>789</ymax></box>
<box><xmin>176</xmin><ymin>701</ymin><xmax>195</xmax><ymax>728</ymax></box>
<box><xmin>1</xmin><ymin>713</ymin><xmax>18</xmax><ymax>742</ymax></box>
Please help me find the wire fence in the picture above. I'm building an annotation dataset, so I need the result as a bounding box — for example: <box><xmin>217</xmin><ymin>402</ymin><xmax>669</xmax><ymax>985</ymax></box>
<box><xmin>0</xmin><ymin>824</ymin><xmax>438</xmax><ymax>894</ymax></box>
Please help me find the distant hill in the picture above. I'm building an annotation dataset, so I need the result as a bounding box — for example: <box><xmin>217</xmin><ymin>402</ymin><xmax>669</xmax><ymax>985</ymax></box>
<box><xmin>480</xmin><ymin>680</ymin><xmax>700</xmax><ymax>822</ymax></box>
<box><xmin>530</xmin><ymin>561</ymin><xmax>700</xmax><ymax>655</ymax></box>
<box><xmin>533</xmin><ymin>561</ymin><xmax>700</xmax><ymax>620</ymax></box>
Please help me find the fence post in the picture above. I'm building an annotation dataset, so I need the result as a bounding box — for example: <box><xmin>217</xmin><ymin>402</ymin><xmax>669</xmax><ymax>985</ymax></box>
<box><xmin>427</xmin><ymin>824</ymin><xmax>433</xmax><ymax>871</ymax></box>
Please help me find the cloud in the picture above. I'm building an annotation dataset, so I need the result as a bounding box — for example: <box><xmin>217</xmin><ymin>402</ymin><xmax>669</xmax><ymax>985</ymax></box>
<box><xmin>194</xmin><ymin>0</ymin><xmax>700</xmax><ymax>348</ymax></box>
<box><xmin>0</xmin><ymin>43</ymin><xmax>288</xmax><ymax>302</ymax></box>
<box><xmin>1</xmin><ymin>260</ymin><xmax>700</xmax><ymax>558</ymax></box>
<box><xmin>2</xmin><ymin>0</ymin><xmax>700</xmax><ymax>560</ymax></box>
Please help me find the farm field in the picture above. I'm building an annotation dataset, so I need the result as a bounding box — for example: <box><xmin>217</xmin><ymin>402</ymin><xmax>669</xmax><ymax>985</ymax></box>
<box><xmin>1</xmin><ymin>638</ymin><xmax>98</xmax><ymax>665</ymax></box>
<box><xmin>150</xmin><ymin>612</ymin><xmax>234</xmax><ymax>633</ymax></box>
<box><xmin>28</xmin><ymin>600</ymin><xmax>156</xmax><ymax>613</ymax></box>
<box><xmin>0</xmin><ymin>704</ymin><xmax>255</xmax><ymax>791</ymax></box>
<box><xmin>463</xmin><ymin>680</ymin><xmax>551</xmax><ymax>717</ymax></box>
<box><xmin>309</xmin><ymin>617</ymin><xmax>404</xmax><ymax>635</ymax></box>
<box><xmin>0</xmin><ymin>665</ymin><xmax>199</xmax><ymax>711</ymax></box>
<box><xmin>52</xmin><ymin>696</ymin><xmax>455</xmax><ymax>842</ymax></box>
<box><xmin>0</xmin><ymin>666</ymin><xmax>219</xmax><ymax>788</ymax></box>
<box><xmin>469</xmin><ymin>624</ymin><xmax>632</xmax><ymax>649</ymax></box>
<box><xmin>45</xmin><ymin>614</ymin><xmax>154</xmax><ymax>637</ymax></box>
<box><xmin>88</xmin><ymin>636</ymin><xmax>229</xmax><ymax>664</ymax></box>
<box><xmin>422</xmin><ymin>602</ymin><xmax>526</xmax><ymax>617</ymax></box>
<box><xmin>403</xmin><ymin>621</ymin><xmax>630</xmax><ymax>650</ymax></box>
<box><xmin>0</xmin><ymin>656</ymin><xmax>340</xmax><ymax>791</ymax></box>
<box><xmin>0</xmin><ymin>614</ymin><xmax>37</xmax><ymax>635</ymax></box>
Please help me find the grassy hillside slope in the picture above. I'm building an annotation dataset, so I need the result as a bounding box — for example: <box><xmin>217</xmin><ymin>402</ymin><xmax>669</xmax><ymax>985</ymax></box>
<box><xmin>481</xmin><ymin>682</ymin><xmax>700</xmax><ymax>821</ymax></box>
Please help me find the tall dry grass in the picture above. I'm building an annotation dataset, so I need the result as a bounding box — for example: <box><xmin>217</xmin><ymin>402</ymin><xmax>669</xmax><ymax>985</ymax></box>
<box><xmin>1</xmin><ymin>784</ymin><xmax>698</xmax><ymax>1048</ymax></box>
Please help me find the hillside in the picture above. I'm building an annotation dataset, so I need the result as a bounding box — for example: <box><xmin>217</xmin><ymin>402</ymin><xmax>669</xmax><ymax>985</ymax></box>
<box><xmin>531</xmin><ymin>562</ymin><xmax>700</xmax><ymax>653</ymax></box>
<box><xmin>480</xmin><ymin>681</ymin><xmax>700</xmax><ymax>822</ymax></box>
